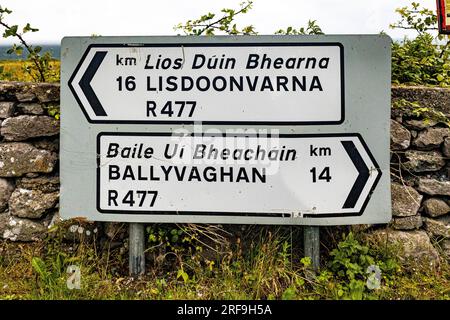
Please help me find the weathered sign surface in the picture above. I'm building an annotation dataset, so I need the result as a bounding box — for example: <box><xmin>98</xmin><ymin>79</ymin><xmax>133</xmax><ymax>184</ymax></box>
<box><xmin>60</xmin><ymin>35</ymin><xmax>391</xmax><ymax>225</ymax></box>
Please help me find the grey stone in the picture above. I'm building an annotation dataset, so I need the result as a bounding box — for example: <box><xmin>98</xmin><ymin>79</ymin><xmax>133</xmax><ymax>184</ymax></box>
<box><xmin>0</xmin><ymin>213</ymin><xmax>46</xmax><ymax>241</ymax></box>
<box><xmin>391</xmin><ymin>182</ymin><xmax>423</xmax><ymax>217</ymax></box>
<box><xmin>16</xmin><ymin>175</ymin><xmax>59</xmax><ymax>193</ymax></box>
<box><xmin>15</xmin><ymin>91</ymin><xmax>36</xmax><ymax>102</ymax></box>
<box><xmin>0</xmin><ymin>82</ymin><xmax>59</xmax><ymax>103</ymax></box>
<box><xmin>442</xmin><ymin>239</ymin><xmax>450</xmax><ymax>261</ymax></box>
<box><xmin>0</xmin><ymin>102</ymin><xmax>15</xmax><ymax>118</ymax></box>
<box><xmin>404</xmin><ymin>119</ymin><xmax>437</xmax><ymax>130</ymax></box>
<box><xmin>8</xmin><ymin>188</ymin><xmax>59</xmax><ymax>219</ymax></box>
<box><xmin>25</xmin><ymin>173</ymin><xmax>40</xmax><ymax>178</ymax></box>
<box><xmin>1</xmin><ymin>115</ymin><xmax>59</xmax><ymax>141</ymax></box>
<box><xmin>413</xmin><ymin>127</ymin><xmax>450</xmax><ymax>150</ymax></box>
<box><xmin>391</xmin><ymin>215</ymin><xmax>423</xmax><ymax>230</ymax></box>
<box><xmin>0</xmin><ymin>81</ymin><xmax>19</xmax><ymax>95</ymax></box>
<box><xmin>16</xmin><ymin>103</ymin><xmax>44</xmax><ymax>115</ymax></box>
<box><xmin>423</xmin><ymin>216</ymin><xmax>450</xmax><ymax>238</ymax></box>
<box><xmin>402</xmin><ymin>150</ymin><xmax>445</xmax><ymax>173</ymax></box>
<box><xmin>365</xmin><ymin>229</ymin><xmax>440</xmax><ymax>269</ymax></box>
<box><xmin>32</xmin><ymin>138</ymin><xmax>59</xmax><ymax>153</ymax></box>
<box><xmin>443</xmin><ymin>137</ymin><xmax>450</xmax><ymax>158</ymax></box>
<box><xmin>417</xmin><ymin>178</ymin><xmax>450</xmax><ymax>196</ymax></box>
<box><xmin>392</xmin><ymin>86</ymin><xmax>450</xmax><ymax>116</ymax></box>
<box><xmin>423</xmin><ymin>198</ymin><xmax>450</xmax><ymax>217</ymax></box>
<box><xmin>32</xmin><ymin>83</ymin><xmax>60</xmax><ymax>103</ymax></box>
<box><xmin>390</xmin><ymin>120</ymin><xmax>411</xmax><ymax>150</ymax></box>
<box><xmin>0</xmin><ymin>143</ymin><xmax>57</xmax><ymax>177</ymax></box>
<box><xmin>0</xmin><ymin>178</ymin><xmax>14</xmax><ymax>212</ymax></box>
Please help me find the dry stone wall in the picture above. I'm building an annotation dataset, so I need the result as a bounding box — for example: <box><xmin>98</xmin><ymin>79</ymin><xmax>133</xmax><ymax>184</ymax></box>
<box><xmin>0</xmin><ymin>81</ymin><xmax>59</xmax><ymax>241</ymax></box>
<box><xmin>389</xmin><ymin>86</ymin><xmax>450</xmax><ymax>264</ymax></box>
<box><xmin>0</xmin><ymin>81</ymin><xmax>449</xmax><ymax>263</ymax></box>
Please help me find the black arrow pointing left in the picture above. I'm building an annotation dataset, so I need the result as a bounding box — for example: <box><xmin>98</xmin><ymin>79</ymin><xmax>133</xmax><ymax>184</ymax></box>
<box><xmin>341</xmin><ymin>140</ymin><xmax>370</xmax><ymax>209</ymax></box>
<box><xmin>78</xmin><ymin>51</ymin><xmax>108</xmax><ymax>116</ymax></box>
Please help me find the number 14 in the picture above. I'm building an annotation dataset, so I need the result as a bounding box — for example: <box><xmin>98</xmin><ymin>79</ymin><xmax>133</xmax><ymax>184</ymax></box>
<box><xmin>310</xmin><ymin>167</ymin><xmax>331</xmax><ymax>182</ymax></box>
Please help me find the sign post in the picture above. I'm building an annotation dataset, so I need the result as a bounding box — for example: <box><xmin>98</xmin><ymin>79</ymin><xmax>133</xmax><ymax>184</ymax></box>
<box><xmin>129</xmin><ymin>223</ymin><xmax>145</xmax><ymax>276</ymax></box>
<box><xmin>304</xmin><ymin>226</ymin><xmax>320</xmax><ymax>271</ymax></box>
<box><xmin>60</xmin><ymin>35</ymin><xmax>391</xmax><ymax>275</ymax></box>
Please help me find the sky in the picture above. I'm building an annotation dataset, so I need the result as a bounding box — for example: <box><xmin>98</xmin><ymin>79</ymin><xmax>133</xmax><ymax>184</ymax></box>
<box><xmin>0</xmin><ymin>0</ymin><xmax>437</xmax><ymax>44</ymax></box>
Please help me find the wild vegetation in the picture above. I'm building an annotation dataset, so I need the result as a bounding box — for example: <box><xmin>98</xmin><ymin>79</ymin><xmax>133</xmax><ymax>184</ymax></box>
<box><xmin>0</xmin><ymin>6</ymin><xmax>58</xmax><ymax>82</ymax></box>
<box><xmin>1</xmin><ymin>223</ymin><xmax>449</xmax><ymax>300</ymax></box>
<box><xmin>0</xmin><ymin>59</ymin><xmax>59</xmax><ymax>82</ymax></box>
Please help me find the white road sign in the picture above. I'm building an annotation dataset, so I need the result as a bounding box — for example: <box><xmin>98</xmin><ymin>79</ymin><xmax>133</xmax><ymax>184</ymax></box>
<box><xmin>97</xmin><ymin>133</ymin><xmax>380</xmax><ymax>218</ymax></box>
<box><xmin>69</xmin><ymin>43</ymin><xmax>344</xmax><ymax>124</ymax></box>
<box><xmin>60</xmin><ymin>35</ymin><xmax>391</xmax><ymax>225</ymax></box>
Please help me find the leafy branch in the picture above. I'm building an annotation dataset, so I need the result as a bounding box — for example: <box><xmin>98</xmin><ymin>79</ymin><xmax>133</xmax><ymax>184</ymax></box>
<box><xmin>175</xmin><ymin>0</ymin><xmax>325</xmax><ymax>37</ymax></box>
<box><xmin>275</xmin><ymin>20</ymin><xmax>324</xmax><ymax>35</ymax></box>
<box><xmin>175</xmin><ymin>0</ymin><xmax>256</xmax><ymax>36</ymax></box>
<box><xmin>392</xmin><ymin>99</ymin><xmax>450</xmax><ymax>127</ymax></box>
<box><xmin>389</xmin><ymin>2</ymin><xmax>450</xmax><ymax>86</ymax></box>
<box><xmin>0</xmin><ymin>6</ymin><xmax>53</xmax><ymax>82</ymax></box>
<box><xmin>389</xmin><ymin>2</ymin><xmax>438</xmax><ymax>35</ymax></box>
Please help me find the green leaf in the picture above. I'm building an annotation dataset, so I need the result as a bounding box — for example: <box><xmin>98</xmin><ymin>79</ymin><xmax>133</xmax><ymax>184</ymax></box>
<box><xmin>31</xmin><ymin>257</ymin><xmax>48</xmax><ymax>278</ymax></box>
<box><xmin>177</xmin><ymin>269</ymin><xmax>189</xmax><ymax>283</ymax></box>
<box><xmin>281</xmin><ymin>286</ymin><xmax>297</xmax><ymax>300</ymax></box>
<box><xmin>3</xmin><ymin>25</ymin><xmax>18</xmax><ymax>38</ymax></box>
<box><xmin>14</xmin><ymin>46</ymin><xmax>23</xmax><ymax>56</ymax></box>
<box><xmin>0</xmin><ymin>7</ymin><xmax>12</xmax><ymax>14</ymax></box>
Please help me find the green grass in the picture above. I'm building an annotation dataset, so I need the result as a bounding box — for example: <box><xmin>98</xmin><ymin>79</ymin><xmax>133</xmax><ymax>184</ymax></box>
<box><xmin>0</xmin><ymin>224</ymin><xmax>449</xmax><ymax>300</ymax></box>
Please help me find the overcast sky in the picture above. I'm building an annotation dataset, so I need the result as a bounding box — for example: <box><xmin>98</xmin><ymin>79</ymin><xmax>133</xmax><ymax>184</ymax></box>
<box><xmin>0</xmin><ymin>0</ymin><xmax>437</xmax><ymax>44</ymax></box>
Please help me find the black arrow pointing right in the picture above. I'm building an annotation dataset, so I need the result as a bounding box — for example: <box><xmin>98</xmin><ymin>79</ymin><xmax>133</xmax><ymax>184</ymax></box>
<box><xmin>79</xmin><ymin>51</ymin><xmax>108</xmax><ymax>116</ymax></box>
<box><xmin>341</xmin><ymin>140</ymin><xmax>370</xmax><ymax>209</ymax></box>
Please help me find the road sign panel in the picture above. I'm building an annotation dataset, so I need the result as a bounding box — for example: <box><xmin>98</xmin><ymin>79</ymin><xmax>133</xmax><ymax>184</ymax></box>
<box><xmin>60</xmin><ymin>35</ymin><xmax>391</xmax><ymax>225</ymax></box>
<box><xmin>69</xmin><ymin>43</ymin><xmax>344</xmax><ymax>125</ymax></box>
<box><xmin>96</xmin><ymin>132</ymin><xmax>380</xmax><ymax>218</ymax></box>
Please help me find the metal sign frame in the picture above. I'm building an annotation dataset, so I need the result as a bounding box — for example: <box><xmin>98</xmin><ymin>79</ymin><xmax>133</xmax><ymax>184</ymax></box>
<box><xmin>60</xmin><ymin>35</ymin><xmax>391</xmax><ymax>226</ymax></box>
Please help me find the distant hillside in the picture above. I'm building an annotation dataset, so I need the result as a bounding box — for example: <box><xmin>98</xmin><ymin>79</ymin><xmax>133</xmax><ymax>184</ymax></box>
<box><xmin>0</xmin><ymin>44</ymin><xmax>60</xmax><ymax>60</ymax></box>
